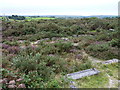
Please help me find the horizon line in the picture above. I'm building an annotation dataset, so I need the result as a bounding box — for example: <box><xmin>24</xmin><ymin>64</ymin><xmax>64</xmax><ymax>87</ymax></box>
<box><xmin>0</xmin><ymin>14</ymin><xmax>118</xmax><ymax>16</ymax></box>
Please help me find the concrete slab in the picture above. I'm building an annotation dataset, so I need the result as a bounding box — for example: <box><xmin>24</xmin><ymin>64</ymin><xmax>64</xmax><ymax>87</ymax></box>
<box><xmin>102</xmin><ymin>59</ymin><xmax>120</xmax><ymax>65</ymax></box>
<box><xmin>67</xmin><ymin>68</ymin><xmax>100</xmax><ymax>80</ymax></box>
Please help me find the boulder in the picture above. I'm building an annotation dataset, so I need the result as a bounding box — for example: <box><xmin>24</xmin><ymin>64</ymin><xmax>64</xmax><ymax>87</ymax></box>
<box><xmin>17</xmin><ymin>84</ymin><xmax>26</xmax><ymax>88</ymax></box>
<box><xmin>16</xmin><ymin>78</ymin><xmax>23</xmax><ymax>82</ymax></box>
<box><xmin>69</xmin><ymin>49</ymin><xmax>78</xmax><ymax>53</ymax></box>
<box><xmin>75</xmin><ymin>54</ymin><xmax>82</xmax><ymax>59</ymax></box>
<box><xmin>72</xmin><ymin>43</ymin><xmax>79</xmax><ymax>47</ymax></box>
<box><xmin>0</xmin><ymin>78</ymin><xmax>8</xmax><ymax>84</ymax></box>
<box><xmin>9</xmin><ymin>80</ymin><xmax>15</xmax><ymax>85</ymax></box>
<box><xmin>8</xmin><ymin>85</ymin><xmax>17</xmax><ymax>88</ymax></box>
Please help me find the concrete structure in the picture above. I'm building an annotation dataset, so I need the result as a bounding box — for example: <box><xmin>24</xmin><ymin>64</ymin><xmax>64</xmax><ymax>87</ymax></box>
<box><xmin>67</xmin><ymin>68</ymin><xmax>100</xmax><ymax>80</ymax></box>
<box><xmin>102</xmin><ymin>59</ymin><xmax>120</xmax><ymax>65</ymax></box>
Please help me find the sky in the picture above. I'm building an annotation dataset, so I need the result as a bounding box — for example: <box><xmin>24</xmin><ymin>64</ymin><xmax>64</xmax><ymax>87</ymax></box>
<box><xmin>0</xmin><ymin>0</ymin><xmax>119</xmax><ymax>16</ymax></box>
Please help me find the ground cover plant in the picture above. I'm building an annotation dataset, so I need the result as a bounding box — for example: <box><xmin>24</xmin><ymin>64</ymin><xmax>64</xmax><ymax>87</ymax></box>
<box><xmin>1</xmin><ymin>17</ymin><xmax>119</xmax><ymax>88</ymax></box>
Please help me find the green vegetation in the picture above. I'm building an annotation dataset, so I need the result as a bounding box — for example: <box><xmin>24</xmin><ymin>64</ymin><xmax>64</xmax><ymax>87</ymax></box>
<box><xmin>1</xmin><ymin>17</ymin><xmax>119</xmax><ymax>88</ymax></box>
<box><xmin>26</xmin><ymin>17</ymin><xmax>56</xmax><ymax>21</ymax></box>
<box><xmin>76</xmin><ymin>73</ymin><xmax>109</xmax><ymax>88</ymax></box>
<box><xmin>0</xmin><ymin>17</ymin><xmax>2</xmax><ymax>19</ymax></box>
<box><xmin>8</xmin><ymin>15</ymin><xmax>25</xmax><ymax>20</ymax></box>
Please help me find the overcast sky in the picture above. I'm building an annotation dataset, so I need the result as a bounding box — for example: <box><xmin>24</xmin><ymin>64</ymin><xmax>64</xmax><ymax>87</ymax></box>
<box><xmin>0</xmin><ymin>0</ymin><xmax>119</xmax><ymax>15</ymax></box>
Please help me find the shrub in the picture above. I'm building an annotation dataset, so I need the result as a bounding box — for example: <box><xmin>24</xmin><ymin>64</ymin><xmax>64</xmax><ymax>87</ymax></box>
<box><xmin>3</xmin><ymin>41</ymin><xmax>19</xmax><ymax>46</ymax></box>
<box><xmin>53</xmin><ymin>42</ymin><xmax>73</xmax><ymax>53</ymax></box>
<box><xmin>22</xmin><ymin>27</ymin><xmax>36</xmax><ymax>35</ymax></box>
<box><xmin>12</xmin><ymin>53</ymin><xmax>41</xmax><ymax>73</ymax></box>
<box><xmin>109</xmin><ymin>39</ymin><xmax>119</xmax><ymax>47</ymax></box>
<box><xmin>22</xmin><ymin>71</ymin><xmax>44</xmax><ymax>88</ymax></box>
<box><xmin>46</xmin><ymin>80</ymin><xmax>61</xmax><ymax>88</ymax></box>
<box><xmin>86</xmin><ymin>43</ymin><xmax>110</xmax><ymax>52</ymax></box>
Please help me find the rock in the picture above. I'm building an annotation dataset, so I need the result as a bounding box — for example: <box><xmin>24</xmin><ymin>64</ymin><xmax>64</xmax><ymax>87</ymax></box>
<box><xmin>18</xmin><ymin>40</ymin><xmax>25</xmax><ymax>43</ymax></box>
<box><xmin>48</xmin><ymin>54</ymin><xmax>55</xmax><ymax>57</ymax></box>
<box><xmin>0</xmin><ymin>78</ymin><xmax>8</xmax><ymax>84</ymax></box>
<box><xmin>73</xmin><ymin>35</ymin><xmax>77</xmax><ymax>37</ymax></box>
<box><xmin>102</xmin><ymin>59</ymin><xmax>119</xmax><ymax>65</ymax></box>
<box><xmin>61</xmin><ymin>37</ymin><xmax>69</xmax><ymax>41</ymax></box>
<box><xmin>75</xmin><ymin>54</ymin><xmax>82</xmax><ymax>59</ymax></box>
<box><xmin>67</xmin><ymin>68</ymin><xmax>100</xmax><ymax>80</ymax></box>
<box><xmin>3</xmin><ymin>78</ymin><xmax>8</xmax><ymax>84</ymax></box>
<box><xmin>70</xmin><ymin>81</ymin><xmax>76</xmax><ymax>85</ymax></box>
<box><xmin>70</xmin><ymin>85</ymin><xmax>77</xmax><ymax>88</ymax></box>
<box><xmin>17</xmin><ymin>84</ymin><xmax>26</xmax><ymax>88</ymax></box>
<box><xmin>9</xmin><ymin>80</ymin><xmax>15</xmax><ymax>85</ymax></box>
<box><xmin>31</xmin><ymin>40</ymin><xmax>40</xmax><ymax>45</ymax></box>
<box><xmin>72</xmin><ymin>43</ymin><xmax>79</xmax><ymax>47</ymax></box>
<box><xmin>16</xmin><ymin>78</ymin><xmax>23</xmax><ymax>82</ymax></box>
<box><xmin>2</xmin><ymin>44</ymin><xmax>9</xmax><ymax>49</ymax></box>
<box><xmin>8</xmin><ymin>85</ymin><xmax>17</xmax><ymax>88</ymax></box>
<box><xmin>69</xmin><ymin>49</ymin><xmax>78</xmax><ymax>53</ymax></box>
<box><xmin>0</xmin><ymin>79</ymin><xmax>2</xmax><ymax>83</ymax></box>
<box><xmin>20</xmin><ymin>46</ymin><xmax>26</xmax><ymax>49</ymax></box>
<box><xmin>109</xmin><ymin>29</ymin><xmax>115</xmax><ymax>31</ymax></box>
<box><xmin>52</xmin><ymin>37</ymin><xmax>57</xmax><ymax>40</ymax></box>
<box><xmin>30</xmin><ymin>45</ymin><xmax>38</xmax><ymax>49</ymax></box>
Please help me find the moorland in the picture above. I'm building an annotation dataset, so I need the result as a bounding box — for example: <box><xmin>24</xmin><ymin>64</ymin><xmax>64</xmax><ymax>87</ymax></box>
<box><xmin>1</xmin><ymin>16</ymin><xmax>119</xmax><ymax>88</ymax></box>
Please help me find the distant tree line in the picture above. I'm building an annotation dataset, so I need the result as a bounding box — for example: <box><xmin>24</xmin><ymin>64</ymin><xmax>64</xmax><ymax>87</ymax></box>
<box><xmin>8</xmin><ymin>15</ymin><xmax>25</xmax><ymax>20</ymax></box>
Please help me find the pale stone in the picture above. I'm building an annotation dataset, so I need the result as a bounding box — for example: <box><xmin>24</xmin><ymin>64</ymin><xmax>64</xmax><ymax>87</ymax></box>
<box><xmin>17</xmin><ymin>84</ymin><xmax>26</xmax><ymax>88</ymax></box>
<box><xmin>72</xmin><ymin>43</ymin><xmax>79</xmax><ymax>47</ymax></box>
<box><xmin>16</xmin><ymin>78</ymin><xmax>23</xmax><ymax>82</ymax></box>
<box><xmin>9</xmin><ymin>80</ymin><xmax>15</xmax><ymax>85</ymax></box>
<box><xmin>67</xmin><ymin>68</ymin><xmax>100</xmax><ymax>80</ymax></box>
<box><xmin>8</xmin><ymin>85</ymin><xmax>17</xmax><ymax>88</ymax></box>
<box><xmin>102</xmin><ymin>59</ymin><xmax>120</xmax><ymax>65</ymax></box>
<box><xmin>75</xmin><ymin>54</ymin><xmax>82</xmax><ymax>59</ymax></box>
<box><xmin>0</xmin><ymin>78</ymin><xmax>8</xmax><ymax>84</ymax></box>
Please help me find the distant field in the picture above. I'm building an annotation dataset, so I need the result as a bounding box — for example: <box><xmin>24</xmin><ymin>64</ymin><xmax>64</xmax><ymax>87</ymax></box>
<box><xmin>0</xmin><ymin>16</ymin><xmax>56</xmax><ymax>21</ymax></box>
<box><xmin>26</xmin><ymin>17</ymin><xmax>56</xmax><ymax>20</ymax></box>
<box><xmin>0</xmin><ymin>17</ymin><xmax>2</xmax><ymax>19</ymax></box>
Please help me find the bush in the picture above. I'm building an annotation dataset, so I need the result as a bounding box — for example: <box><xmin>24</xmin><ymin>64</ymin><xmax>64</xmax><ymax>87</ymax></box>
<box><xmin>53</xmin><ymin>42</ymin><xmax>73</xmax><ymax>53</ymax></box>
<box><xmin>12</xmin><ymin>53</ymin><xmax>41</xmax><ymax>73</ymax></box>
<box><xmin>109</xmin><ymin>39</ymin><xmax>119</xmax><ymax>47</ymax></box>
<box><xmin>46</xmin><ymin>80</ymin><xmax>61</xmax><ymax>88</ymax></box>
<box><xmin>86</xmin><ymin>43</ymin><xmax>110</xmax><ymax>52</ymax></box>
<box><xmin>22</xmin><ymin>71</ymin><xmax>44</xmax><ymax>88</ymax></box>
